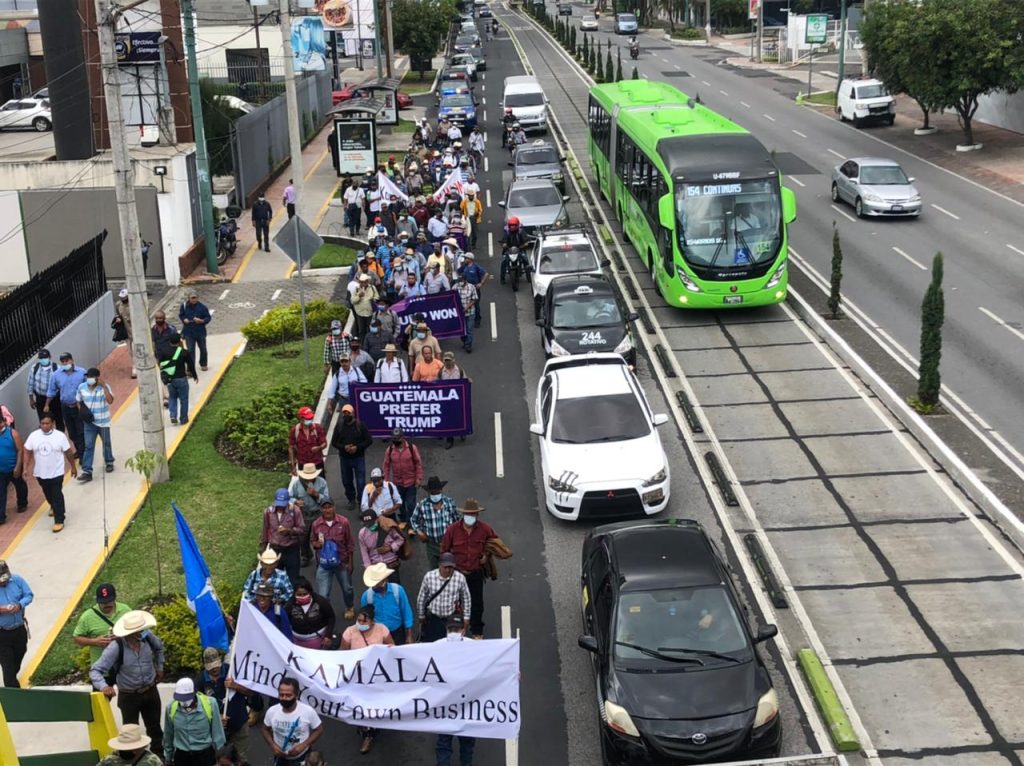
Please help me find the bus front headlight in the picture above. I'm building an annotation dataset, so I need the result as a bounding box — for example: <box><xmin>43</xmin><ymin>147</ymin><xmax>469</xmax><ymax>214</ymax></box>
<box><xmin>766</xmin><ymin>263</ymin><xmax>786</xmax><ymax>288</ymax></box>
<box><xmin>679</xmin><ymin>272</ymin><xmax>702</xmax><ymax>293</ymax></box>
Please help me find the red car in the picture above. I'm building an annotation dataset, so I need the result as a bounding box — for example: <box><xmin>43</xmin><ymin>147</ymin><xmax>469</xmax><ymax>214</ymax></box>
<box><xmin>332</xmin><ymin>85</ymin><xmax>413</xmax><ymax>109</ymax></box>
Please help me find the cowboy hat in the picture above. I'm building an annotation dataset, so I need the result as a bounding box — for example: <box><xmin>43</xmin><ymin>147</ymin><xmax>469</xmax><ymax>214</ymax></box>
<box><xmin>297</xmin><ymin>463</ymin><xmax>321</xmax><ymax>480</ymax></box>
<box><xmin>443</xmin><ymin>237</ymin><xmax>458</xmax><ymax>247</ymax></box>
<box><xmin>112</xmin><ymin>610</ymin><xmax>157</xmax><ymax>638</ymax></box>
<box><xmin>258</xmin><ymin>545</ymin><xmax>281</xmax><ymax>565</ymax></box>
<box><xmin>459</xmin><ymin>498</ymin><xmax>485</xmax><ymax>514</ymax></box>
<box><xmin>384</xmin><ymin>343</ymin><xmax>397</xmax><ymax>353</ymax></box>
<box><xmin>423</xmin><ymin>476</ymin><xmax>448</xmax><ymax>493</ymax></box>
<box><xmin>107</xmin><ymin>724</ymin><xmax>151</xmax><ymax>751</ymax></box>
<box><xmin>363</xmin><ymin>562</ymin><xmax>394</xmax><ymax>588</ymax></box>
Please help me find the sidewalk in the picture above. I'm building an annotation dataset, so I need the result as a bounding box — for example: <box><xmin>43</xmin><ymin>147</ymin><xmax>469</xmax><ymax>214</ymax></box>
<box><xmin>708</xmin><ymin>34</ymin><xmax>1024</xmax><ymax>203</ymax></box>
<box><xmin>12</xmin><ymin>331</ymin><xmax>243</xmax><ymax>686</ymax></box>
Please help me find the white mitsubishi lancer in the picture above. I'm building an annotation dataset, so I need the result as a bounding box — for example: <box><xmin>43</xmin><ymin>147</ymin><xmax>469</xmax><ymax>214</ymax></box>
<box><xmin>529</xmin><ymin>354</ymin><xmax>671</xmax><ymax>521</ymax></box>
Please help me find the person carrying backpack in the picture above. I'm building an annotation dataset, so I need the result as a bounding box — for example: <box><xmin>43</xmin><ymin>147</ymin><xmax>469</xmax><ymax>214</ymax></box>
<box><xmin>310</xmin><ymin>499</ymin><xmax>355</xmax><ymax>619</ymax></box>
<box><xmin>383</xmin><ymin>428</ymin><xmax>423</xmax><ymax>524</ymax></box>
<box><xmin>158</xmin><ymin>333</ymin><xmax>198</xmax><ymax>426</ymax></box>
<box><xmin>163</xmin><ymin>677</ymin><xmax>225</xmax><ymax>765</ymax></box>
<box><xmin>89</xmin><ymin>610</ymin><xmax>166</xmax><ymax>757</ymax></box>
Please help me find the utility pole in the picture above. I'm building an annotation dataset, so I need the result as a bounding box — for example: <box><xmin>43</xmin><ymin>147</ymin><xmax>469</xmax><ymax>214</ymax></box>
<box><xmin>180</xmin><ymin>0</ymin><xmax>219</xmax><ymax>274</ymax></box>
<box><xmin>280</xmin><ymin>0</ymin><xmax>306</xmax><ymax>209</ymax></box>
<box><xmin>704</xmin><ymin>0</ymin><xmax>711</xmax><ymax>42</ymax></box>
<box><xmin>383</xmin><ymin>0</ymin><xmax>394</xmax><ymax>79</ymax></box>
<box><xmin>372</xmin><ymin>0</ymin><xmax>384</xmax><ymax>78</ymax></box>
<box><xmin>94</xmin><ymin>0</ymin><xmax>169</xmax><ymax>481</ymax></box>
<box><xmin>836</xmin><ymin>0</ymin><xmax>848</xmax><ymax>87</ymax></box>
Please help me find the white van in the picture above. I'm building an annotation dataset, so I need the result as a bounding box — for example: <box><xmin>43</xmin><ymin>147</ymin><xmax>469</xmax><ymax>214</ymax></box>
<box><xmin>502</xmin><ymin>75</ymin><xmax>547</xmax><ymax>133</ymax></box>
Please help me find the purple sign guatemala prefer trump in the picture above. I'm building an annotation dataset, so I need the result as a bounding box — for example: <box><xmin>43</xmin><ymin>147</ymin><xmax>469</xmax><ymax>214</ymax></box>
<box><xmin>352</xmin><ymin>380</ymin><xmax>473</xmax><ymax>438</ymax></box>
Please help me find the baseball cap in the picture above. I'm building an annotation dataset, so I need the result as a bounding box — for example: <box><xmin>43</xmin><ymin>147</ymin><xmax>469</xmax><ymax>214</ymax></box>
<box><xmin>341</xmin><ymin>404</ymin><xmax>355</xmax><ymax>414</ymax></box>
<box><xmin>361</xmin><ymin>509</ymin><xmax>377</xmax><ymax>522</ymax></box>
<box><xmin>439</xmin><ymin>552</ymin><xmax>457</xmax><ymax>567</ymax></box>
<box><xmin>330</xmin><ymin>319</ymin><xmax>343</xmax><ymax>329</ymax></box>
<box><xmin>370</xmin><ymin>467</ymin><xmax>384</xmax><ymax>479</ymax></box>
<box><xmin>446</xmin><ymin>613</ymin><xmax>465</xmax><ymax>630</ymax></box>
<box><xmin>96</xmin><ymin>583</ymin><xmax>116</xmax><ymax>604</ymax></box>
<box><xmin>273</xmin><ymin>488</ymin><xmax>290</xmax><ymax>507</ymax></box>
<box><xmin>202</xmin><ymin>648</ymin><xmax>222</xmax><ymax>671</ymax></box>
<box><xmin>173</xmin><ymin>678</ymin><xmax>196</xmax><ymax>703</ymax></box>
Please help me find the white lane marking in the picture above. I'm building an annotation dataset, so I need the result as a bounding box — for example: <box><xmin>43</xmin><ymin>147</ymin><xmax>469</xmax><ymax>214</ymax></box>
<box><xmin>209</xmin><ymin>308</ymin><xmax>216</xmax><ymax>315</ymax></box>
<box><xmin>481</xmin><ymin>83</ymin><xmax>485</xmax><ymax>92</ymax></box>
<box><xmin>701</xmin><ymin>80</ymin><xmax>711</xmax><ymax>86</ymax></box>
<box><xmin>494</xmin><ymin>411</ymin><xmax>505</xmax><ymax>478</ymax></box>
<box><xmin>740</xmin><ymin>101</ymin><xmax>750</xmax><ymax>108</ymax></box>
<box><xmin>486</xmin><ymin>188</ymin><xmax>492</xmax><ymax>208</ymax></box>
<box><xmin>483</xmin><ymin>110</ymin><xmax>488</xmax><ymax>122</ymax></box>
<box><xmin>892</xmin><ymin>246</ymin><xmax>927</xmax><ymax>271</ymax></box>
<box><xmin>792</xmin><ymin>129</ymin><xmax>807</xmax><ymax>138</ymax></box>
<box><xmin>719</xmin><ymin>89</ymin><xmax>729</xmax><ymax>96</ymax></box>
<box><xmin>271</xmin><ymin>288</ymin><xmax>282</xmax><ymax>301</ymax></box>
<box><xmin>979</xmin><ymin>307</ymin><xmax>1024</xmax><ymax>342</ymax></box>
<box><xmin>673</xmin><ymin>64</ymin><xmax>682</xmax><ymax>70</ymax></box>
<box><xmin>481</xmin><ymin>72</ymin><xmax>485</xmax><ymax>80</ymax></box>
<box><xmin>488</xmin><ymin>231</ymin><xmax>494</xmax><ymax>258</ymax></box>
<box><xmin>763</xmin><ymin>114</ymin><xmax>775</xmax><ymax>122</ymax></box>
<box><xmin>931</xmin><ymin>203</ymin><xmax>960</xmax><ymax>220</ymax></box>
<box><xmin>830</xmin><ymin>204</ymin><xmax>856</xmax><ymax>222</ymax></box>
<box><xmin>1007</xmin><ymin>243</ymin><xmax>1024</xmax><ymax>257</ymax></box>
<box><xmin>490</xmin><ymin>301</ymin><xmax>497</xmax><ymax>341</ymax></box>
<box><xmin>827</xmin><ymin>148</ymin><xmax>846</xmax><ymax>159</ymax></box>
<box><xmin>484</xmin><ymin>156</ymin><xmax>489</xmax><ymax>173</ymax></box>
<box><xmin>260</xmin><ymin>309</ymin><xmax>269</xmax><ymax>317</ymax></box>
<box><xmin>218</xmin><ymin>289</ymin><xmax>230</xmax><ymax>300</ymax></box>
<box><xmin>789</xmin><ymin>177</ymin><xmax>806</xmax><ymax>187</ymax></box>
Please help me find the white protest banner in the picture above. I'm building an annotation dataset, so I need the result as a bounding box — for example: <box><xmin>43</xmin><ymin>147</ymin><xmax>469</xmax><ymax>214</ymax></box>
<box><xmin>431</xmin><ymin>169</ymin><xmax>464</xmax><ymax>204</ymax></box>
<box><xmin>229</xmin><ymin>600</ymin><xmax>519</xmax><ymax>738</ymax></box>
<box><xmin>378</xmin><ymin>171</ymin><xmax>409</xmax><ymax>203</ymax></box>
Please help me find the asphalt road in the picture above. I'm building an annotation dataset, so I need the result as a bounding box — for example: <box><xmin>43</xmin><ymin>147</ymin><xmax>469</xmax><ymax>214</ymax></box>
<box><xmin>571</xmin><ymin>9</ymin><xmax>1024</xmax><ymax>483</ymax></box>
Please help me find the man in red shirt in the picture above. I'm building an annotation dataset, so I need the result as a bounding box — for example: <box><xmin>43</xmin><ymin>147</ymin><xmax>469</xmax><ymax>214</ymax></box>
<box><xmin>382</xmin><ymin>428</ymin><xmax>423</xmax><ymax>524</ymax></box>
<box><xmin>440</xmin><ymin>498</ymin><xmax>497</xmax><ymax>639</ymax></box>
<box><xmin>310</xmin><ymin>499</ymin><xmax>356</xmax><ymax>619</ymax></box>
<box><xmin>288</xmin><ymin>406</ymin><xmax>327</xmax><ymax>475</ymax></box>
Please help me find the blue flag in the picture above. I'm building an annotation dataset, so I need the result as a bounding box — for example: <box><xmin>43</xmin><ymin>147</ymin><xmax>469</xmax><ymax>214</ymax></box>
<box><xmin>173</xmin><ymin>502</ymin><xmax>230</xmax><ymax>651</ymax></box>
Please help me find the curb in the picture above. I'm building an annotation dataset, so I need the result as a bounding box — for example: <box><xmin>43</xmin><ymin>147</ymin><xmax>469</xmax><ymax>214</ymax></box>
<box><xmin>797</xmin><ymin>649</ymin><xmax>860</xmax><ymax>752</ymax></box>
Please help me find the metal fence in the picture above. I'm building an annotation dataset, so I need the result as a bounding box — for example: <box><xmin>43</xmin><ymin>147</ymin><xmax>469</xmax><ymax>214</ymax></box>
<box><xmin>0</xmin><ymin>231</ymin><xmax>108</xmax><ymax>382</ymax></box>
<box><xmin>230</xmin><ymin>70</ymin><xmax>333</xmax><ymax>207</ymax></box>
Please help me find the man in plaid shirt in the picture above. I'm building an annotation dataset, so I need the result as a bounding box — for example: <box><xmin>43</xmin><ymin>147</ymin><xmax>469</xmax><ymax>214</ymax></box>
<box><xmin>455</xmin><ymin>274</ymin><xmax>479</xmax><ymax>353</ymax></box>
<box><xmin>409</xmin><ymin>476</ymin><xmax>460</xmax><ymax>568</ymax></box>
<box><xmin>323</xmin><ymin>319</ymin><xmax>352</xmax><ymax>376</ymax></box>
<box><xmin>416</xmin><ymin>552</ymin><xmax>471</xmax><ymax>642</ymax></box>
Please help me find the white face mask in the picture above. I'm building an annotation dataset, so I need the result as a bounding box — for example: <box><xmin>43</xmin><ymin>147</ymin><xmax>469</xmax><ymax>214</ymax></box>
<box><xmin>446</xmin><ymin>631</ymin><xmax>464</xmax><ymax>641</ymax></box>
<box><xmin>463</xmin><ymin>515</ymin><xmax>477</xmax><ymax>527</ymax></box>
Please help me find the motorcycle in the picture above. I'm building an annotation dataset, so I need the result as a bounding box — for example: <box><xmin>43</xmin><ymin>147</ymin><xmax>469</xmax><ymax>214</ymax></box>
<box><xmin>505</xmin><ymin>246</ymin><xmax>526</xmax><ymax>291</ymax></box>
<box><xmin>215</xmin><ymin>216</ymin><xmax>239</xmax><ymax>265</ymax></box>
<box><xmin>630</xmin><ymin>44</ymin><xmax>639</xmax><ymax>60</ymax></box>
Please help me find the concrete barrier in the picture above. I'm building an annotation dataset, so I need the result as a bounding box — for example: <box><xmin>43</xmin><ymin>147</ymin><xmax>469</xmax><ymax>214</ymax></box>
<box><xmin>798</xmin><ymin>649</ymin><xmax>860</xmax><ymax>753</ymax></box>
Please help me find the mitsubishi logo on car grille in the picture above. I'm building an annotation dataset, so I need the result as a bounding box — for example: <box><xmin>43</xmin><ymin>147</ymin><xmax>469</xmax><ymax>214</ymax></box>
<box><xmin>606</xmin><ymin>490</ymin><xmax>615</xmax><ymax>498</ymax></box>
<box><xmin>691</xmin><ymin>732</ymin><xmax>707</xmax><ymax>745</ymax></box>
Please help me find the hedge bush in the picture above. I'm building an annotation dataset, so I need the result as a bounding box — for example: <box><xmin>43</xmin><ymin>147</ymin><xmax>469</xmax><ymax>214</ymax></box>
<box><xmin>241</xmin><ymin>299</ymin><xmax>348</xmax><ymax>347</ymax></box>
<box><xmin>672</xmin><ymin>26</ymin><xmax>706</xmax><ymax>40</ymax></box>
<box><xmin>221</xmin><ymin>382</ymin><xmax>324</xmax><ymax>470</ymax></box>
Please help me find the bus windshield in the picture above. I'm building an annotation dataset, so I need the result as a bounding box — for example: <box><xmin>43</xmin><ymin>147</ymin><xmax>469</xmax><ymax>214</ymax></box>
<box><xmin>675</xmin><ymin>178</ymin><xmax>782</xmax><ymax>269</ymax></box>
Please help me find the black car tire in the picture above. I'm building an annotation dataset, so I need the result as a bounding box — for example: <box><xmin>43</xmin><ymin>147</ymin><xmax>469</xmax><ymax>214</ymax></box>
<box><xmin>511</xmin><ymin>266</ymin><xmax>520</xmax><ymax>291</ymax></box>
<box><xmin>830</xmin><ymin>182</ymin><xmax>840</xmax><ymax>204</ymax></box>
<box><xmin>854</xmin><ymin>197</ymin><xmax>865</xmax><ymax>218</ymax></box>
<box><xmin>887</xmin><ymin>114</ymin><xmax>896</xmax><ymax>126</ymax></box>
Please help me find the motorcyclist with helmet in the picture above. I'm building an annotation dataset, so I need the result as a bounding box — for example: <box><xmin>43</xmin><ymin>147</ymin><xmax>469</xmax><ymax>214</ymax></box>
<box><xmin>500</xmin><ymin>216</ymin><xmax>530</xmax><ymax>284</ymax></box>
<box><xmin>501</xmin><ymin>108</ymin><xmax>517</xmax><ymax>147</ymax></box>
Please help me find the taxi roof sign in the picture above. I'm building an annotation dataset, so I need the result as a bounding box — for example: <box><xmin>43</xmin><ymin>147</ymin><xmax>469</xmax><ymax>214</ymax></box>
<box><xmin>574</xmin><ymin>285</ymin><xmax>595</xmax><ymax>295</ymax></box>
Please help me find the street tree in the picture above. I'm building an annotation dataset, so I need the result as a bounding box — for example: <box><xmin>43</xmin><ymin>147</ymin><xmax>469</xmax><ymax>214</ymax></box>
<box><xmin>827</xmin><ymin>222</ymin><xmax>843</xmax><ymax>319</ymax></box>
<box><xmin>616</xmin><ymin>47</ymin><xmax>624</xmax><ymax>82</ymax></box>
<box><xmin>915</xmin><ymin>252</ymin><xmax>944</xmax><ymax>412</ymax></box>
<box><xmin>392</xmin><ymin>0</ymin><xmax>456</xmax><ymax>78</ymax></box>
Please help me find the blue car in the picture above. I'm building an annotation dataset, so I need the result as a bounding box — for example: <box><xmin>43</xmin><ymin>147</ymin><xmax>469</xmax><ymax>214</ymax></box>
<box><xmin>438</xmin><ymin>93</ymin><xmax>478</xmax><ymax>129</ymax></box>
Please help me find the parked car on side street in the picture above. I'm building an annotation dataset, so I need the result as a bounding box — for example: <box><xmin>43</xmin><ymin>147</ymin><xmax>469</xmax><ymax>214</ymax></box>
<box><xmin>0</xmin><ymin>98</ymin><xmax>52</xmax><ymax>131</ymax></box>
<box><xmin>836</xmin><ymin>77</ymin><xmax>896</xmax><ymax>127</ymax></box>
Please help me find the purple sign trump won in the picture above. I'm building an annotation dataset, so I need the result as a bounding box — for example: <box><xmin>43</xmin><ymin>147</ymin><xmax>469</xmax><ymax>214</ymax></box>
<box><xmin>352</xmin><ymin>380</ymin><xmax>473</xmax><ymax>438</ymax></box>
<box><xmin>390</xmin><ymin>291</ymin><xmax>466</xmax><ymax>340</ymax></box>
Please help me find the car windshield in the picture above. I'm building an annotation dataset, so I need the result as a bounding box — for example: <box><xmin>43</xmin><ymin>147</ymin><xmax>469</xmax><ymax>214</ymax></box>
<box><xmin>509</xmin><ymin>186</ymin><xmax>561</xmax><ymax>207</ymax></box>
<box><xmin>615</xmin><ymin>586</ymin><xmax>751</xmax><ymax>664</ymax></box>
<box><xmin>859</xmin><ymin>165</ymin><xmax>909</xmax><ymax>185</ymax></box>
<box><xmin>518</xmin><ymin>147</ymin><xmax>559</xmax><ymax>166</ymax></box>
<box><xmin>539</xmin><ymin>244</ymin><xmax>599</xmax><ymax>274</ymax></box>
<box><xmin>675</xmin><ymin>177</ymin><xmax>782</xmax><ymax>269</ymax></box>
<box><xmin>457</xmin><ymin>36</ymin><xmax>477</xmax><ymax>45</ymax></box>
<box><xmin>443</xmin><ymin>95</ymin><xmax>474</xmax><ymax>108</ymax></box>
<box><xmin>855</xmin><ymin>84</ymin><xmax>889</xmax><ymax>99</ymax></box>
<box><xmin>618</xmin><ymin>13</ymin><xmax>636</xmax><ymax>21</ymax></box>
<box><xmin>505</xmin><ymin>92</ymin><xmax>544</xmax><ymax>107</ymax></box>
<box><xmin>551</xmin><ymin>393</ymin><xmax>649</xmax><ymax>443</ymax></box>
<box><xmin>552</xmin><ymin>292</ymin><xmax>622</xmax><ymax>329</ymax></box>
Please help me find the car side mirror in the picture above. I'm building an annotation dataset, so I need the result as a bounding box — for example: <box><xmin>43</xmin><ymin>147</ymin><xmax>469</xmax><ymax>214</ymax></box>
<box><xmin>652</xmin><ymin>413</ymin><xmax>669</xmax><ymax>426</ymax></box>
<box><xmin>529</xmin><ymin>423</ymin><xmax>544</xmax><ymax>436</ymax></box>
<box><xmin>497</xmin><ymin>201</ymin><xmax>506</xmax><ymax>207</ymax></box>
<box><xmin>908</xmin><ymin>176</ymin><xmax>916</xmax><ymax>183</ymax></box>
<box><xmin>627</xmin><ymin>312</ymin><xmax>640</xmax><ymax>321</ymax></box>
<box><xmin>535</xmin><ymin>318</ymin><xmax>546</xmax><ymax>327</ymax></box>
<box><xmin>508</xmin><ymin>160</ymin><xmax>514</xmax><ymax>166</ymax></box>
<box><xmin>601</xmin><ymin>259</ymin><xmax>611</xmax><ymax>268</ymax></box>
<box><xmin>781</xmin><ymin>187</ymin><xmax>797</xmax><ymax>225</ymax></box>
<box><xmin>578</xmin><ymin>635</ymin><xmax>599</xmax><ymax>653</ymax></box>
<box><xmin>562</xmin><ymin>195</ymin><xmax>570</xmax><ymax>202</ymax></box>
<box><xmin>755</xmin><ymin>624</ymin><xmax>779</xmax><ymax>644</ymax></box>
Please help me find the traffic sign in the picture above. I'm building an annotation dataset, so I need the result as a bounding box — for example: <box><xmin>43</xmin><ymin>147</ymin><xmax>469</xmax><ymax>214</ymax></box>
<box><xmin>273</xmin><ymin>215</ymin><xmax>324</xmax><ymax>268</ymax></box>
<box><xmin>805</xmin><ymin>14</ymin><xmax>828</xmax><ymax>45</ymax></box>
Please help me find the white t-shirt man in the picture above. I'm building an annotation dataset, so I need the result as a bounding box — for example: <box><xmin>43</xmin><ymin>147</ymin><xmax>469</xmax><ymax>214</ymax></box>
<box><xmin>264</xmin><ymin>701</ymin><xmax>322</xmax><ymax>758</ymax></box>
<box><xmin>23</xmin><ymin>428</ymin><xmax>72</xmax><ymax>479</ymax></box>
<box><xmin>374</xmin><ymin>357</ymin><xmax>409</xmax><ymax>383</ymax></box>
<box><xmin>343</xmin><ymin>186</ymin><xmax>365</xmax><ymax>207</ymax></box>
<box><xmin>463</xmin><ymin>180</ymin><xmax>480</xmax><ymax>197</ymax></box>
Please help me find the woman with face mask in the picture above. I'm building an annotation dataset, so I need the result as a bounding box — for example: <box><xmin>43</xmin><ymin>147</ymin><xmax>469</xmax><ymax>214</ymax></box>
<box><xmin>284</xmin><ymin>577</ymin><xmax>336</xmax><ymax>649</ymax></box>
<box><xmin>340</xmin><ymin>605</ymin><xmax>394</xmax><ymax>753</ymax></box>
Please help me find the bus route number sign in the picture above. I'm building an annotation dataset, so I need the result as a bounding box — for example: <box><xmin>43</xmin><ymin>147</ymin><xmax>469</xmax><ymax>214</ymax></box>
<box><xmin>805</xmin><ymin>14</ymin><xmax>828</xmax><ymax>45</ymax></box>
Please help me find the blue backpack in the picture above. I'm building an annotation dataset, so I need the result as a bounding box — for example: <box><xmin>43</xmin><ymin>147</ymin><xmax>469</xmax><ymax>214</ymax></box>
<box><xmin>320</xmin><ymin>539</ymin><xmax>342</xmax><ymax>570</ymax></box>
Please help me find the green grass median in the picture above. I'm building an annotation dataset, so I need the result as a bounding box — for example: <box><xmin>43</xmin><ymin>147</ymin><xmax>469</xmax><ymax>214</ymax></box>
<box><xmin>309</xmin><ymin>243</ymin><xmax>358</xmax><ymax>269</ymax></box>
<box><xmin>32</xmin><ymin>342</ymin><xmax>324</xmax><ymax>685</ymax></box>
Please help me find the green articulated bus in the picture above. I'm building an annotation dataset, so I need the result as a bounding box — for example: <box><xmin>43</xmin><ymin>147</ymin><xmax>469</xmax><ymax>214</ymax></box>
<box><xmin>588</xmin><ymin>80</ymin><xmax>797</xmax><ymax>308</ymax></box>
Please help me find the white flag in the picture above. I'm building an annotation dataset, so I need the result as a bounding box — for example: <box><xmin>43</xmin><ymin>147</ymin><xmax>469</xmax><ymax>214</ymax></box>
<box><xmin>431</xmin><ymin>170</ymin><xmax>465</xmax><ymax>205</ymax></box>
<box><xmin>377</xmin><ymin>171</ymin><xmax>409</xmax><ymax>203</ymax></box>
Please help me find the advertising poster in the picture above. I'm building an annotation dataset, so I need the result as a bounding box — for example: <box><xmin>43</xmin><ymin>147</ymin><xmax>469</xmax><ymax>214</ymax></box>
<box><xmin>335</xmin><ymin>119</ymin><xmax>377</xmax><ymax>175</ymax></box>
<box><xmin>316</xmin><ymin>0</ymin><xmax>375</xmax><ymax>51</ymax></box>
<box><xmin>292</xmin><ymin>16</ymin><xmax>328</xmax><ymax>72</ymax></box>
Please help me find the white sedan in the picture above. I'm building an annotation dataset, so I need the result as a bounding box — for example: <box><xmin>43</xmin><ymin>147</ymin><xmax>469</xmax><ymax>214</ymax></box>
<box><xmin>530</xmin><ymin>353</ymin><xmax>671</xmax><ymax>521</ymax></box>
<box><xmin>580</xmin><ymin>15</ymin><xmax>599</xmax><ymax>31</ymax></box>
<box><xmin>0</xmin><ymin>98</ymin><xmax>52</xmax><ymax>131</ymax></box>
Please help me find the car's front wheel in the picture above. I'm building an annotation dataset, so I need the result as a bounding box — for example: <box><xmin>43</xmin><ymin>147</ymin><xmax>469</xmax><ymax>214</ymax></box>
<box><xmin>33</xmin><ymin>117</ymin><xmax>51</xmax><ymax>132</ymax></box>
<box><xmin>830</xmin><ymin>182</ymin><xmax>841</xmax><ymax>203</ymax></box>
<box><xmin>854</xmin><ymin>197</ymin><xmax>865</xmax><ymax>218</ymax></box>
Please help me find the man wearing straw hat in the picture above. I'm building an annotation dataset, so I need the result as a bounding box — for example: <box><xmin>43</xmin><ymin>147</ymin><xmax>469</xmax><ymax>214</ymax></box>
<box><xmin>242</xmin><ymin>546</ymin><xmax>294</xmax><ymax>604</ymax></box>
<box><xmin>90</xmin><ymin>610</ymin><xmax>165</xmax><ymax>757</ymax></box>
<box><xmin>98</xmin><ymin>723</ymin><xmax>163</xmax><ymax>765</ymax></box>
<box><xmin>440</xmin><ymin>499</ymin><xmax>498</xmax><ymax>640</ymax></box>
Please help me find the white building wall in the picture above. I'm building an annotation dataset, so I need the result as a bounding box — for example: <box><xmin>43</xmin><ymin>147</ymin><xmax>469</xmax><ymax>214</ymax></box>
<box><xmin>975</xmin><ymin>91</ymin><xmax>1024</xmax><ymax>136</ymax></box>
<box><xmin>195</xmin><ymin>24</ymin><xmax>287</xmax><ymax>76</ymax></box>
<box><xmin>0</xmin><ymin>191</ymin><xmax>29</xmax><ymax>285</ymax></box>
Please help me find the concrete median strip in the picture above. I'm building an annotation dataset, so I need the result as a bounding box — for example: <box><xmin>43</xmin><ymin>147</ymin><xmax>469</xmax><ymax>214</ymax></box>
<box><xmin>797</xmin><ymin>649</ymin><xmax>860</xmax><ymax>753</ymax></box>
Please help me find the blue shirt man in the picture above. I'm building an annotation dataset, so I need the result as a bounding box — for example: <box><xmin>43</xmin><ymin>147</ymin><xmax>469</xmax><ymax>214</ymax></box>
<box><xmin>46</xmin><ymin>355</ymin><xmax>87</xmax><ymax>406</ymax></box>
<box><xmin>178</xmin><ymin>295</ymin><xmax>212</xmax><ymax>339</ymax></box>
<box><xmin>0</xmin><ymin>560</ymin><xmax>33</xmax><ymax>687</ymax></box>
<box><xmin>360</xmin><ymin>567</ymin><xmax>414</xmax><ymax>645</ymax></box>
